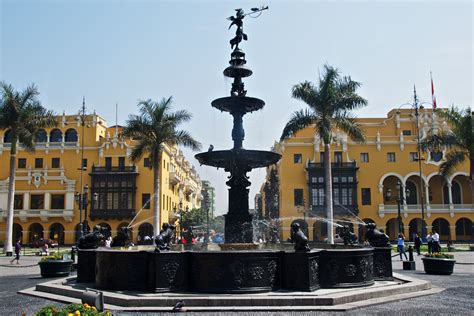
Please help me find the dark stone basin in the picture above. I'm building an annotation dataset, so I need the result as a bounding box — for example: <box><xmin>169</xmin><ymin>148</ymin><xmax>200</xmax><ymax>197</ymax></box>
<box><xmin>195</xmin><ymin>149</ymin><xmax>281</xmax><ymax>169</ymax></box>
<box><xmin>212</xmin><ymin>96</ymin><xmax>264</xmax><ymax>113</ymax></box>
<box><xmin>79</xmin><ymin>248</ymin><xmax>378</xmax><ymax>293</ymax></box>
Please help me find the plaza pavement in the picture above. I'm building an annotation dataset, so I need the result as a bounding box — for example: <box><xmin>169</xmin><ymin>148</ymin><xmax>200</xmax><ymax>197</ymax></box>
<box><xmin>0</xmin><ymin>250</ymin><xmax>473</xmax><ymax>316</ymax></box>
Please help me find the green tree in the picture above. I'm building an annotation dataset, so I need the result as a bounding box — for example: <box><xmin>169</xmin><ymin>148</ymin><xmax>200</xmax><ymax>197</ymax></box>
<box><xmin>122</xmin><ymin>97</ymin><xmax>201</xmax><ymax>233</ymax></box>
<box><xmin>0</xmin><ymin>82</ymin><xmax>56</xmax><ymax>254</ymax></box>
<box><xmin>421</xmin><ymin>106</ymin><xmax>473</xmax><ymax>198</ymax></box>
<box><xmin>280</xmin><ymin>65</ymin><xmax>367</xmax><ymax>244</ymax></box>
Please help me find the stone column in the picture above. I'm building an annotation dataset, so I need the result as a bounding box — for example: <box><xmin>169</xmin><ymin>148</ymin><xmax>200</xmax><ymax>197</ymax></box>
<box><xmin>447</xmin><ymin>182</ymin><xmax>453</xmax><ymax>207</ymax></box>
<box><xmin>23</xmin><ymin>193</ymin><xmax>29</xmax><ymax>210</ymax></box>
<box><xmin>44</xmin><ymin>192</ymin><xmax>51</xmax><ymax>210</ymax></box>
<box><xmin>449</xmin><ymin>225</ymin><xmax>457</xmax><ymax>241</ymax></box>
<box><xmin>424</xmin><ymin>184</ymin><xmax>430</xmax><ymax>208</ymax></box>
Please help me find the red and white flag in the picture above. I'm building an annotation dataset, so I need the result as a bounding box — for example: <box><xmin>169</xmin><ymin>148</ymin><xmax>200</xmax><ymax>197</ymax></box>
<box><xmin>431</xmin><ymin>72</ymin><xmax>437</xmax><ymax>109</ymax></box>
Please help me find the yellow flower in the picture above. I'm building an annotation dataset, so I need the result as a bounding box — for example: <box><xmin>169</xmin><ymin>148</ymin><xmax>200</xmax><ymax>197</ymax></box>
<box><xmin>68</xmin><ymin>313</ymin><xmax>74</xmax><ymax>316</ymax></box>
<box><xmin>92</xmin><ymin>306</ymin><xmax>97</xmax><ymax>310</ymax></box>
<box><xmin>75</xmin><ymin>310</ymin><xmax>81</xmax><ymax>316</ymax></box>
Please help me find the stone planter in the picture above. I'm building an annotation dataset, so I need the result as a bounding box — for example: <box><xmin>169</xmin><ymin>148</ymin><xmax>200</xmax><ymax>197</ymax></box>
<box><xmin>421</xmin><ymin>257</ymin><xmax>456</xmax><ymax>275</ymax></box>
<box><xmin>39</xmin><ymin>260</ymin><xmax>73</xmax><ymax>278</ymax></box>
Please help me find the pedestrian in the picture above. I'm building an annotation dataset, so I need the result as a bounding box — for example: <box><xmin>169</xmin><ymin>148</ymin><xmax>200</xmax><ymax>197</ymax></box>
<box><xmin>414</xmin><ymin>233</ymin><xmax>422</xmax><ymax>255</ymax></box>
<box><xmin>397</xmin><ymin>233</ymin><xmax>408</xmax><ymax>261</ymax></box>
<box><xmin>432</xmin><ymin>230</ymin><xmax>440</xmax><ymax>253</ymax></box>
<box><xmin>426</xmin><ymin>232</ymin><xmax>433</xmax><ymax>254</ymax></box>
<box><xmin>10</xmin><ymin>239</ymin><xmax>22</xmax><ymax>265</ymax></box>
<box><xmin>42</xmin><ymin>243</ymin><xmax>49</xmax><ymax>256</ymax></box>
<box><xmin>105</xmin><ymin>236</ymin><xmax>112</xmax><ymax>248</ymax></box>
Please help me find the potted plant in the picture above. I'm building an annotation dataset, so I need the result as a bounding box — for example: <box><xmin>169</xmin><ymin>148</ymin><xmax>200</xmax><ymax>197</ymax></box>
<box><xmin>421</xmin><ymin>252</ymin><xmax>456</xmax><ymax>275</ymax></box>
<box><xmin>38</xmin><ymin>251</ymin><xmax>73</xmax><ymax>278</ymax></box>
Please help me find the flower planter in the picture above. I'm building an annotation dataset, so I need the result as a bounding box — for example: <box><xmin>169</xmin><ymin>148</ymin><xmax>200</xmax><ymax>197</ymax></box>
<box><xmin>421</xmin><ymin>257</ymin><xmax>456</xmax><ymax>275</ymax></box>
<box><xmin>39</xmin><ymin>260</ymin><xmax>73</xmax><ymax>278</ymax></box>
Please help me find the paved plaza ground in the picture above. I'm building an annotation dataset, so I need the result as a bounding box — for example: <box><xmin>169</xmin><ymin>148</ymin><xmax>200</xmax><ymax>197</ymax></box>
<box><xmin>1</xmin><ymin>249</ymin><xmax>473</xmax><ymax>316</ymax></box>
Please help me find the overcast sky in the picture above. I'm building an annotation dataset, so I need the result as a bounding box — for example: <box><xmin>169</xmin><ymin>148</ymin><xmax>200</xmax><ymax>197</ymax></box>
<box><xmin>1</xmin><ymin>0</ymin><xmax>472</xmax><ymax>215</ymax></box>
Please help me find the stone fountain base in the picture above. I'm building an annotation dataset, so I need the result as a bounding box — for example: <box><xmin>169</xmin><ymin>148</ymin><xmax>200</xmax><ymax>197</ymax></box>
<box><xmin>77</xmin><ymin>248</ymin><xmax>376</xmax><ymax>293</ymax></box>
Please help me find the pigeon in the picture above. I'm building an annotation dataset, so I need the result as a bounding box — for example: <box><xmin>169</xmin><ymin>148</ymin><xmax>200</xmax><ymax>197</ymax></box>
<box><xmin>208</xmin><ymin>144</ymin><xmax>214</xmax><ymax>152</ymax></box>
<box><xmin>172</xmin><ymin>300</ymin><xmax>185</xmax><ymax>312</ymax></box>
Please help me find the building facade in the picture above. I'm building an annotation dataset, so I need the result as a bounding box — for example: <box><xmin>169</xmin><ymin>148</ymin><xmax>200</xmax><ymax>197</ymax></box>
<box><xmin>201</xmin><ymin>180</ymin><xmax>216</xmax><ymax>219</ymax></box>
<box><xmin>261</xmin><ymin>108</ymin><xmax>473</xmax><ymax>242</ymax></box>
<box><xmin>0</xmin><ymin>112</ymin><xmax>202</xmax><ymax>245</ymax></box>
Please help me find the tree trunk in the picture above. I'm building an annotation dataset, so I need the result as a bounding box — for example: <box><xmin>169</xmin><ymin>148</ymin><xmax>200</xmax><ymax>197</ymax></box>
<box><xmin>3</xmin><ymin>137</ymin><xmax>17</xmax><ymax>255</ymax></box>
<box><xmin>152</xmin><ymin>152</ymin><xmax>161</xmax><ymax>235</ymax></box>
<box><xmin>324</xmin><ymin>143</ymin><xmax>334</xmax><ymax>244</ymax></box>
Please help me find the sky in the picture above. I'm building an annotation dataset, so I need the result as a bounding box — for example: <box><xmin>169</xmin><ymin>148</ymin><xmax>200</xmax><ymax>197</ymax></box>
<box><xmin>1</xmin><ymin>0</ymin><xmax>472</xmax><ymax>215</ymax></box>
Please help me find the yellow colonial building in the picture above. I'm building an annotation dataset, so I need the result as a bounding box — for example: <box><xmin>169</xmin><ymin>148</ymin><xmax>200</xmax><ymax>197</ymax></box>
<box><xmin>261</xmin><ymin>108</ymin><xmax>472</xmax><ymax>242</ymax></box>
<box><xmin>0</xmin><ymin>112</ymin><xmax>202</xmax><ymax>245</ymax></box>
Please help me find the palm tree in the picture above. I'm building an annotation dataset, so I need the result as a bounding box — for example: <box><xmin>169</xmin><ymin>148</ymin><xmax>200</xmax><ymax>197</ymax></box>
<box><xmin>0</xmin><ymin>82</ymin><xmax>56</xmax><ymax>255</ymax></box>
<box><xmin>421</xmin><ymin>106</ymin><xmax>473</xmax><ymax>199</ymax></box>
<box><xmin>122</xmin><ymin>97</ymin><xmax>201</xmax><ymax>234</ymax></box>
<box><xmin>280</xmin><ymin>65</ymin><xmax>367</xmax><ymax>244</ymax></box>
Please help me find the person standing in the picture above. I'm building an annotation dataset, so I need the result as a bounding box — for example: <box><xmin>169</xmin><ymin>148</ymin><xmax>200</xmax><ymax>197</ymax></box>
<box><xmin>397</xmin><ymin>233</ymin><xmax>408</xmax><ymax>261</ymax></box>
<box><xmin>414</xmin><ymin>233</ymin><xmax>422</xmax><ymax>255</ymax></box>
<box><xmin>10</xmin><ymin>239</ymin><xmax>22</xmax><ymax>265</ymax></box>
<box><xmin>426</xmin><ymin>232</ymin><xmax>433</xmax><ymax>254</ymax></box>
<box><xmin>432</xmin><ymin>230</ymin><xmax>440</xmax><ymax>253</ymax></box>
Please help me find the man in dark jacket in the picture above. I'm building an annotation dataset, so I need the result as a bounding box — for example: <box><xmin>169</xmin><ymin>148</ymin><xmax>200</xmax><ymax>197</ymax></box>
<box><xmin>414</xmin><ymin>233</ymin><xmax>422</xmax><ymax>255</ymax></box>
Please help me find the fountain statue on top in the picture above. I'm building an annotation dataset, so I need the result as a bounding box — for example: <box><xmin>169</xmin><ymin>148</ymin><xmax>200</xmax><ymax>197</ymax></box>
<box><xmin>195</xmin><ymin>6</ymin><xmax>280</xmax><ymax>244</ymax></box>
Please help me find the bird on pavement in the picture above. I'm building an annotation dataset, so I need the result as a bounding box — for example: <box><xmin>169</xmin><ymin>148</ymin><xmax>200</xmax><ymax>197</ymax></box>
<box><xmin>172</xmin><ymin>300</ymin><xmax>185</xmax><ymax>312</ymax></box>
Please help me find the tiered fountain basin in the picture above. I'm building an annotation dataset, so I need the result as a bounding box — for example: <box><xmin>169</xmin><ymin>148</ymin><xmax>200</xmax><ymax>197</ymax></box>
<box><xmin>77</xmin><ymin>247</ymin><xmax>376</xmax><ymax>293</ymax></box>
<box><xmin>195</xmin><ymin>149</ymin><xmax>281</xmax><ymax>169</ymax></box>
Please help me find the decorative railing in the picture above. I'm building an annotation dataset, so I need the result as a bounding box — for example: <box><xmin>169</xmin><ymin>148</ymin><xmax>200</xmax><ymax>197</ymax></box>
<box><xmin>91</xmin><ymin>166</ymin><xmax>137</xmax><ymax>173</ymax></box>
<box><xmin>90</xmin><ymin>209</ymin><xmax>136</xmax><ymax>219</ymax></box>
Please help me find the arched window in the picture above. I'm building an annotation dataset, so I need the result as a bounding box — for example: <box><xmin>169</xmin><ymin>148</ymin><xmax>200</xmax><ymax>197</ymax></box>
<box><xmin>13</xmin><ymin>223</ymin><xmax>23</xmax><ymax>242</ymax></box>
<box><xmin>49</xmin><ymin>223</ymin><xmax>65</xmax><ymax>245</ymax></box>
<box><xmin>405</xmin><ymin>181</ymin><xmax>418</xmax><ymax>204</ymax></box>
<box><xmin>117</xmin><ymin>222</ymin><xmax>133</xmax><ymax>240</ymax></box>
<box><xmin>432</xmin><ymin>218</ymin><xmax>450</xmax><ymax>240</ymax></box>
<box><xmin>138</xmin><ymin>223</ymin><xmax>154</xmax><ymax>244</ymax></box>
<box><xmin>65</xmin><ymin>128</ymin><xmax>78</xmax><ymax>142</ymax></box>
<box><xmin>455</xmin><ymin>218</ymin><xmax>472</xmax><ymax>241</ymax></box>
<box><xmin>49</xmin><ymin>129</ymin><xmax>62</xmax><ymax>142</ymax></box>
<box><xmin>28</xmin><ymin>223</ymin><xmax>44</xmax><ymax>243</ymax></box>
<box><xmin>312</xmin><ymin>220</ymin><xmax>327</xmax><ymax>241</ymax></box>
<box><xmin>385</xmin><ymin>218</ymin><xmax>403</xmax><ymax>241</ymax></box>
<box><xmin>443</xmin><ymin>182</ymin><xmax>462</xmax><ymax>204</ymax></box>
<box><xmin>3</xmin><ymin>130</ymin><xmax>12</xmax><ymax>143</ymax></box>
<box><xmin>98</xmin><ymin>223</ymin><xmax>112</xmax><ymax>238</ymax></box>
<box><xmin>35</xmin><ymin>129</ymin><xmax>47</xmax><ymax>142</ymax></box>
<box><xmin>408</xmin><ymin>218</ymin><xmax>426</xmax><ymax>241</ymax></box>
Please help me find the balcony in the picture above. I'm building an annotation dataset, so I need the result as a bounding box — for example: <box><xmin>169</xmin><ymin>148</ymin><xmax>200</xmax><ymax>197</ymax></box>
<box><xmin>90</xmin><ymin>209</ymin><xmax>136</xmax><ymax>220</ymax></box>
<box><xmin>169</xmin><ymin>171</ymin><xmax>181</xmax><ymax>186</ymax></box>
<box><xmin>378</xmin><ymin>203</ymin><xmax>474</xmax><ymax>218</ymax></box>
<box><xmin>310</xmin><ymin>205</ymin><xmax>358</xmax><ymax>216</ymax></box>
<box><xmin>307</xmin><ymin>162</ymin><xmax>357</xmax><ymax>169</ymax></box>
<box><xmin>91</xmin><ymin>166</ymin><xmax>138</xmax><ymax>174</ymax></box>
<box><xmin>184</xmin><ymin>179</ymin><xmax>196</xmax><ymax>194</ymax></box>
<box><xmin>0</xmin><ymin>209</ymin><xmax>74</xmax><ymax>223</ymax></box>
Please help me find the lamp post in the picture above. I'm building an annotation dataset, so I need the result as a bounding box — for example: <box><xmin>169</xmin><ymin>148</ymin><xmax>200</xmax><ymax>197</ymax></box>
<box><xmin>75</xmin><ymin>184</ymin><xmax>98</xmax><ymax>235</ymax></box>
<box><xmin>386</xmin><ymin>181</ymin><xmax>410</xmax><ymax>234</ymax></box>
<box><xmin>413</xmin><ymin>87</ymin><xmax>427</xmax><ymax>238</ymax></box>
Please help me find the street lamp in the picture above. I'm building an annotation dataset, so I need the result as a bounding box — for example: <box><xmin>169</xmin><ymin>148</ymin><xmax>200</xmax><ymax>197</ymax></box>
<box><xmin>385</xmin><ymin>181</ymin><xmax>410</xmax><ymax>234</ymax></box>
<box><xmin>75</xmin><ymin>184</ymin><xmax>98</xmax><ymax>236</ymax></box>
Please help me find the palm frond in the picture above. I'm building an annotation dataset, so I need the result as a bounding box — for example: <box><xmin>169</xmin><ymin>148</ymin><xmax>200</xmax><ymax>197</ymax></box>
<box><xmin>291</xmin><ymin>81</ymin><xmax>317</xmax><ymax>109</ymax></box>
<box><xmin>439</xmin><ymin>150</ymin><xmax>467</xmax><ymax>177</ymax></box>
<box><xmin>280</xmin><ymin>109</ymin><xmax>316</xmax><ymax>140</ymax></box>
<box><xmin>171</xmin><ymin>130</ymin><xmax>202</xmax><ymax>151</ymax></box>
<box><xmin>334</xmin><ymin>113</ymin><xmax>366</xmax><ymax>143</ymax></box>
